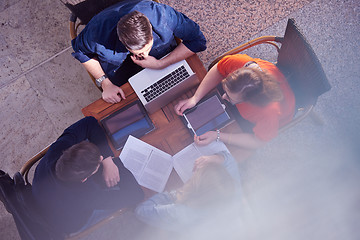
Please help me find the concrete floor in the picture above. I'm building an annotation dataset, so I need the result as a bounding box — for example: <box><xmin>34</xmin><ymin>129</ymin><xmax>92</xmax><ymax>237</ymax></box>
<box><xmin>0</xmin><ymin>0</ymin><xmax>359</xmax><ymax>239</ymax></box>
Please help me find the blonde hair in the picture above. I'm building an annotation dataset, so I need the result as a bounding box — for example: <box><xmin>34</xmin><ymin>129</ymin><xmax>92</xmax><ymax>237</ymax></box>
<box><xmin>223</xmin><ymin>67</ymin><xmax>283</xmax><ymax>106</ymax></box>
<box><xmin>176</xmin><ymin>161</ymin><xmax>235</xmax><ymax>210</ymax></box>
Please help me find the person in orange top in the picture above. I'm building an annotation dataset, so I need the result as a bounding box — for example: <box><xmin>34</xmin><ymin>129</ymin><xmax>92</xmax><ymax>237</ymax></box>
<box><xmin>175</xmin><ymin>54</ymin><xmax>295</xmax><ymax>152</ymax></box>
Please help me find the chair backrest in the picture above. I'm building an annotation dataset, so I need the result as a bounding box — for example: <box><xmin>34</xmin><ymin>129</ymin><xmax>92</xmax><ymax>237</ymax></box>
<box><xmin>276</xmin><ymin>18</ymin><xmax>331</xmax><ymax>109</ymax></box>
<box><xmin>60</xmin><ymin>0</ymin><xmax>126</xmax><ymax>24</ymax></box>
<box><xmin>61</xmin><ymin>0</ymin><xmax>160</xmax><ymax>24</ymax></box>
<box><xmin>0</xmin><ymin>170</ymin><xmax>63</xmax><ymax>240</ymax></box>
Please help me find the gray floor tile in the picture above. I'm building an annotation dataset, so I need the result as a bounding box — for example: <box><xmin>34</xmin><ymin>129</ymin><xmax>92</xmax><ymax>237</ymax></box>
<box><xmin>0</xmin><ymin>33</ymin><xmax>22</xmax><ymax>87</ymax></box>
<box><xmin>0</xmin><ymin>0</ymin><xmax>21</xmax><ymax>12</ymax></box>
<box><xmin>238</xmin><ymin>1</ymin><xmax>360</xmax><ymax>239</ymax></box>
<box><xmin>0</xmin><ymin>0</ymin><xmax>70</xmax><ymax>72</ymax></box>
<box><xmin>161</xmin><ymin>0</ymin><xmax>314</xmax><ymax>67</ymax></box>
<box><xmin>0</xmin><ymin>76</ymin><xmax>57</xmax><ymax>174</ymax></box>
<box><xmin>25</xmin><ymin>48</ymin><xmax>101</xmax><ymax>135</ymax></box>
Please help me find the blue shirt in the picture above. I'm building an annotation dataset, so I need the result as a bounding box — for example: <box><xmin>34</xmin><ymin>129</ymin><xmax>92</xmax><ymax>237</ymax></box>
<box><xmin>32</xmin><ymin>117</ymin><xmax>144</xmax><ymax>234</ymax></box>
<box><xmin>71</xmin><ymin>0</ymin><xmax>207</xmax><ymax>81</ymax></box>
<box><xmin>135</xmin><ymin>151</ymin><xmax>242</xmax><ymax>232</ymax></box>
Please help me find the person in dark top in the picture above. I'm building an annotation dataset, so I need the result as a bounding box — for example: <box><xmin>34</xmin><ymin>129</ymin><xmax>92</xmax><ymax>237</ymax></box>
<box><xmin>32</xmin><ymin>116</ymin><xmax>144</xmax><ymax>234</ymax></box>
<box><xmin>71</xmin><ymin>0</ymin><xmax>206</xmax><ymax>104</ymax></box>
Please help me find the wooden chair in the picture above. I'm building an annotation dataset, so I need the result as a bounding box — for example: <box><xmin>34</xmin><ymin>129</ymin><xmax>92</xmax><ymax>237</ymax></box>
<box><xmin>0</xmin><ymin>169</ymin><xmax>64</xmax><ymax>240</ymax></box>
<box><xmin>208</xmin><ymin>18</ymin><xmax>331</xmax><ymax>133</ymax></box>
<box><xmin>60</xmin><ymin>0</ymin><xmax>161</xmax><ymax>90</ymax></box>
<box><xmin>1</xmin><ymin>144</ymin><xmax>125</xmax><ymax>240</ymax></box>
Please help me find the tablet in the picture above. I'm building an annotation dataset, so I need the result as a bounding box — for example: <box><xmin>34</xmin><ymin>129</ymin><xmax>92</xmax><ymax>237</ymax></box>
<box><xmin>100</xmin><ymin>100</ymin><xmax>154</xmax><ymax>150</ymax></box>
<box><xmin>182</xmin><ymin>92</ymin><xmax>232</xmax><ymax>136</ymax></box>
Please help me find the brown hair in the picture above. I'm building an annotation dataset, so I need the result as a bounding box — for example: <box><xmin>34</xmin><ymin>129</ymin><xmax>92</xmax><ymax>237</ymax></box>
<box><xmin>176</xmin><ymin>161</ymin><xmax>235</xmax><ymax>210</ymax></box>
<box><xmin>117</xmin><ymin>11</ymin><xmax>153</xmax><ymax>50</ymax></box>
<box><xmin>222</xmin><ymin>67</ymin><xmax>283</xmax><ymax>106</ymax></box>
<box><xmin>55</xmin><ymin>141</ymin><xmax>101</xmax><ymax>182</ymax></box>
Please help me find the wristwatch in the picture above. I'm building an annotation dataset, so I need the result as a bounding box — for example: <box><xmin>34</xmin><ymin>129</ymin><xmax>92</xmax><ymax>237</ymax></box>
<box><xmin>95</xmin><ymin>74</ymin><xmax>107</xmax><ymax>88</ymax></box>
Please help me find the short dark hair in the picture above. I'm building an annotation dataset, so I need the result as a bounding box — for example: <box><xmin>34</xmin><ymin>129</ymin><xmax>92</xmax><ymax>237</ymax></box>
<box><xmin>55</xmin><ymin>141</ymin><xmax>101</xmax><ymax>182</ymax></box>
<box><xmin>223</xmin><ymin>67</ymin><xmax>283</xmax><ymax>106</ymax></box>
<box><xmin>117</xmin><ymin>11</ymin><xmax>153</xmax><ymax>50</ymax></box>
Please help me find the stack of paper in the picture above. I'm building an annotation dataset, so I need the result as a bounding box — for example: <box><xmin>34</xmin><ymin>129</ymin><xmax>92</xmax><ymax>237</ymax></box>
<box><xmin>120</xmin><ymin>135</ymin><xmax>230</xmax><ymax>192</ymax></box>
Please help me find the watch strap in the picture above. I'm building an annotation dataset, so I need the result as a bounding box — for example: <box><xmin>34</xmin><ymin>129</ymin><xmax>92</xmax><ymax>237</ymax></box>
<box><xmin>95</xmin><ymin>74</ymin><xmax>107</xmax><ymax>87</ymax></box>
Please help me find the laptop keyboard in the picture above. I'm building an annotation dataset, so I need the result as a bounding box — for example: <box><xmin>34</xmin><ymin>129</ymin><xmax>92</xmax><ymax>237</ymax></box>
<box><xmin>141</xmin><ymin>65</ymin><xmax>190</xmax><ymax>102</ymax></box>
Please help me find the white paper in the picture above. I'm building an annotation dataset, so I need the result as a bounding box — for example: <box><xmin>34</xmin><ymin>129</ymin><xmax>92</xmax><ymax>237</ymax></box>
<box><xmin>173</xmin><ymin>141</ymin><xmax>230</xmax><ymax>183</ymax></box>
<box><xmin>120</xmin><ymin>135</ymin><xmax>231</xmax><ymax>192</ymax></box>
<box><xmin>172</xmin><ymin>144</ymin><xmax>202</xmax><ymax>183</ymax></box>
<box><xmin>120</xmin><ymin>135</ymin><xmax>173</xmax><ymax>192</ymax></box>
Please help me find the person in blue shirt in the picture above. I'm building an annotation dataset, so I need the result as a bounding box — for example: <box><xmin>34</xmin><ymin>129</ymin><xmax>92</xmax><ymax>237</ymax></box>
<box><xmin>135</xmin><ymin>151</ymin><xmax>243</xmax><ymax>235</ymax></box>
<box><xmin>32</xmin><ymin>117</ymin><xmax>144</xmax><ymax>234</ymax></box>
<box><xmin>71</xmin><ymin>0</ymin><xmax>207</xmax><ymax>104</ymax></box>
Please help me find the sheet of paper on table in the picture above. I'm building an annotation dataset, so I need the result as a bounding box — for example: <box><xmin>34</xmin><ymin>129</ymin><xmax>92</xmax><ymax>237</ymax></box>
<box><xmin>120</xmin><ymin>135</ymin><xmax>230</xmax><ymax>192</ymax></box>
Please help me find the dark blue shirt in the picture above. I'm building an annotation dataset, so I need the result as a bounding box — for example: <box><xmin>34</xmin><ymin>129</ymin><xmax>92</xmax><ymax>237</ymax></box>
<box><xmin>71</xmin><ymin>0</ymin><xmax>207</xmax><ymax>81</ymax></box>
<box><xmin>32</xmin><ymin>117</ymin><xmax>143</xmax><ymax>234</ymax></box>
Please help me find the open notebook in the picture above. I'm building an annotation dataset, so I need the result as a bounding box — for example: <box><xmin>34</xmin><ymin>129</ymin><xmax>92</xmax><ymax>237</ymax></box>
<box><xmin>119</xmin><ymin>135</ymin><xmax>230</xmax><ymax>192</ymax></box>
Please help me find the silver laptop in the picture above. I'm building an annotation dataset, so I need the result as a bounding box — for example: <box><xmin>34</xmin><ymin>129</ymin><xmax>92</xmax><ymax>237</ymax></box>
<box><xmin>129</xmin><ymin>59</ymin><xmax>199</xmax><ymax>114</ymax></box>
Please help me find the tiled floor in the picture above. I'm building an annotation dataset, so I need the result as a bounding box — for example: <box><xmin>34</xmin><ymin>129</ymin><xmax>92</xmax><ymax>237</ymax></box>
<box><xmin>1</xmin><ymin>0</ymin><xmax>359</xmax><ymax>239</ymax></box>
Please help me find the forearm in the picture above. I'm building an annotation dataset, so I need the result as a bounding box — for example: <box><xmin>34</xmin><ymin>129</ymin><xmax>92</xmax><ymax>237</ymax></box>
<box><xmin>219</xmin><ymin>131</ymin><xmax>266</xmax><ymax>150</ymax></box>
<box><xmin>82</xmin><ymin>58</ymin><xmax>106</xmax><ymax>79</ymax></box>
<box><xmin>135</xmin><ymin>192</ymin><xmax>177</xmax><ymax>225</ymax></box>
<box><xmin>192</xmin><ymin>63</ymin><xmax>224</xmax><ymax>102</ymax></box>
<box><xmin>159</xmin><ymin>43</ymin><xmax>194</xmax><ymax>68</ymax></box>
<box><xmin>174</xmin><ymin>63</ymin><xmax>224</xmax><ymax>115</ymax></box>
<box><xmin>82</xmin><ymin>58</ymin><xmax>119</xmax><ymax>96</ymax></box>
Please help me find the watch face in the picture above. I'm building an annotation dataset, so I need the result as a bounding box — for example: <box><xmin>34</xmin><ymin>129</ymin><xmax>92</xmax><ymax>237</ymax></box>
<box><xmin>96</xmin><ymin>78</ymin><xmax>102</xmax><ymax>87</ymax></box>
<box><xmin>96</xmin><ymin>75</ymin><xmax>106</xmax><ymax>87</ymax></box>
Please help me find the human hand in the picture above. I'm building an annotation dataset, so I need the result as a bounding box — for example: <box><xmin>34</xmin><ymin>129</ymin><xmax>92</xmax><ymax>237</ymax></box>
<box><xmin>174</xmin><ymin>97</ymin><xmax>197</xmax><ymax>116</ymax></box>
<box><xmin>101</xmin><ymin>78</ymin><xmax>126</xmax><ymax>104</ymax></box>
<box><xmin>130</xmin><ymin>55</ymin><xmax>163</xmax><ymax>69</ymax></box>
<box><xmin>102</xmin><ymin>156</ymin><xmax>120</xmax><ymax>188</ymax></box>
<box><xmin>193</xmin><ymin>154</ymin><xmax>225</xmax><ymax>171</ymax></box>
<box><xmin>194</xmin><ymin>131</ymin><xmax>217</xmax><ymax>146</ymax></box>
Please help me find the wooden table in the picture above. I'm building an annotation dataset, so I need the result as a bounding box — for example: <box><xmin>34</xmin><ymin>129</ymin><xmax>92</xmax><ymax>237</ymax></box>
<box><xmin>82</xmin><ymin>54</ymin><xmax>208</xmax><ymax>192</ymax></box>
<box><xmin>82</xmin><ymin>54</ymin><xmax>207</xmax><ymax>150</ymax></box>
<box><xmin>81</xmin><ymin>54</ymin><xmax>245</xmax><ymax>194</ymax></box>
<box><xmin>78</xmin><ymin>54</ymin><xmax>249</xmax><ymax>239</ymax></box>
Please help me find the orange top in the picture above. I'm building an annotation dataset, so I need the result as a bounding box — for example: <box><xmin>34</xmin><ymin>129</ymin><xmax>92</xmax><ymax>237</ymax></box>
<box><xmin>217</xmin><ymin>54</ymin><xmax>295</xmax><ymax>141</ymax></box>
